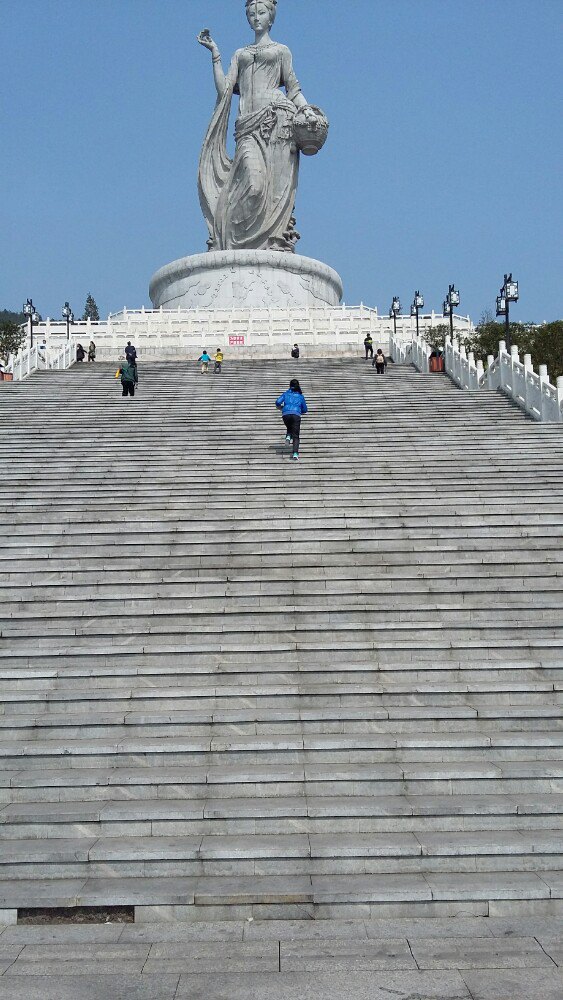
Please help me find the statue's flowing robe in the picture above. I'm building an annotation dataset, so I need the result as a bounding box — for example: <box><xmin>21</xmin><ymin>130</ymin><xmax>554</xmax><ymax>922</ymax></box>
<box><xmin>198</xmin><ymin>43</ymin><xmax>302</xmax><ymax>251</ymax></box>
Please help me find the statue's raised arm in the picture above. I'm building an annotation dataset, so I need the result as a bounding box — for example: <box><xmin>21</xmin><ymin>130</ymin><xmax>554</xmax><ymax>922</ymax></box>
<box><xmin>197</xmin><ymin>0</ymin><xmax>328</xmax><ymax>253</ymax></box>
<box><xmin>197</xmin><ymin>28</ymin><xmax>227</xmax><ymax>98</ymax></box>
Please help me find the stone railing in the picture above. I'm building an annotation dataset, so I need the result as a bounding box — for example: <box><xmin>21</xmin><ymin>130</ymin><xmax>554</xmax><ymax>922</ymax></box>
<box><xmin>6</xmin><ymin>340</ymin><xmax>75</xmax><ymax>382</ymax></box>
<box><xmin>389</xmin><ymin>336</ymin><xmax>432</xmax><ymax>373</ymax></box>
<box><xmin>27</xmin><ymin>306</ymin><xmax>475</xmax><ymax>360</ymax></box>
<box><xmin>390</xmin><ymin>331</ymin><xmax>563</xmax><ymax>423</ymax></box>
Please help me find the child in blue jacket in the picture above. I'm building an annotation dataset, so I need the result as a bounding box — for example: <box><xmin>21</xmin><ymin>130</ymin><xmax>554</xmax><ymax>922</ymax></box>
<box><xmin>275</xmin><ymin>379</ymin><xmax>308</xmax><ymax>461</ymax></box>
<box><xmin>198</xmin><ymin>350</ymin><xmax>211</xmax><ymax>374</ymax></box>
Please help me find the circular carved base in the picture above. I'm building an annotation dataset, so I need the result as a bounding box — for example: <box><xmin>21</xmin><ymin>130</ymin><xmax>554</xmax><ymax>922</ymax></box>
<box><xmin>149</xmin><ymin>251</ymin><xmax>343</xmax><ymax>310</ymax></box>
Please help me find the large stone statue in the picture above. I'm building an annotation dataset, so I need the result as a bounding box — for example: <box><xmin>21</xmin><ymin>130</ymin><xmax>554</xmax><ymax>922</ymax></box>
<box><xmin>197</xmin><ymin>0</ymin><xmax>328</xmax><ymax>253</ymax></box>
<box><xmin>149</xmin><ymin>0</ymin><xmax>342</xmax><ymax>311</ymax></box>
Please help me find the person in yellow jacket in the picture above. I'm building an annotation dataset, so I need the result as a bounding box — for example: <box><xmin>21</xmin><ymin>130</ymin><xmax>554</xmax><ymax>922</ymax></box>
<box><xmin>213</xmin><ymin>348</ymin><xmax>224</xmax><ymax>374</ymax></box>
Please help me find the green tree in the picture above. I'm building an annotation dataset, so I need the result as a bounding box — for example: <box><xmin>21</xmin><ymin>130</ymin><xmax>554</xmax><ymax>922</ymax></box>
<box><xmin>423</xmin><ymin>323</ymin><xmax>449</xmax><ymax>353</ymax></box>
<box><xmin>527</xmin><ymin>321</ymin><xmax>563</xmax><ymax>382</ymax></box>
<box><xmin>0</xmin><ymin>321</ymin><xmax>26</xmax><ymax>366</ymax></box>
<box><xmin>467</xmin><ymin>312</ymin><xmax>563</xmax><ymax>382</ymax></box>
<box><xmin>82</xmin><ymin>293</ymin><xmax>100</xmax><ymax>321</ymax></box>
<box><xmin>0</xmin><ymin>309</ymin><xmax>25</xmax><ymax>325</ymax></box>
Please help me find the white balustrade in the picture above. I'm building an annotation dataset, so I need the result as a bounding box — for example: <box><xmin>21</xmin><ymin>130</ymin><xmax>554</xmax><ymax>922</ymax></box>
<box><xmin>6</xmin><ymin>339</ymin><xmax>76</xmax><ymax>382</ymax></box>
<box><xmin>389</xmin><ymin>334</ymin><xmax>412</xmax><ymax>365</ymax></box>
<box><xmin>394</xmin><ymin>329</ymin><xmax>563</xmax><ymax>423</ymax></box>
<box><xmin>28</xmin><ymin>307</ymin><xmax>475</xmax><ymax>359</ymax></box>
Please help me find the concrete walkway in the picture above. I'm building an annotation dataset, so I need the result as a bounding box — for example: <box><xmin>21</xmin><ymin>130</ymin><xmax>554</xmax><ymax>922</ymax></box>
<box><xmin>0</xmin><ymin>916</ymin><xmax>561</xmax><ymax>998</ymax></box>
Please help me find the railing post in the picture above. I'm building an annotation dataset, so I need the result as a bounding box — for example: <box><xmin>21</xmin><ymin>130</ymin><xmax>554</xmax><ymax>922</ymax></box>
<box><xmin>486</xmin><ymin>355</ymin><xmax>495</xmax><ymax>390</ymax></box>
<box><xmin>510</xmin><ymin>345</ymin><xmax>519</xmax><ymax>403</ymax></box>
<box><xmin>538</xmin><ymin>365</ymin><xmax>549</xmax><ymax>421</ymax></box>
<box><xmin>557</xmin><ymin>377</ymin><xmax>563</xmax><ymax>422</ymax></box>
<box><xmin>523</xmin><ymin>354</ymin><xmax>533</xmax><ymax>413</ymax></box>
<box><xmin>468</xmin><ymin>351</ymin><xmax>476</xmax><ymax>389</ymax></box>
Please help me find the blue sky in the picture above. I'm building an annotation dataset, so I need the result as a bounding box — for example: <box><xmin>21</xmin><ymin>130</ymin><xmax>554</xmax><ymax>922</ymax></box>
<box><xmin>2</xmin><ymin>0</ymin><xmax>561</xmax><ymax>322</ymax></box>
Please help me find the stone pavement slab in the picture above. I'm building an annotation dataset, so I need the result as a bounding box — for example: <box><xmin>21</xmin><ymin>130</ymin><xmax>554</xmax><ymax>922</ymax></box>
<box><xmin>244</xmin><ymin>918</ymin><xmax>369</xmax><ymax>939</ymax></box>
<box><xmin>0</xmin><ymin>975</ymin><xmax>180</xmax><ymax>1000</ymax></box>
<box><xmin>4</xmin><ymin>961</ymin><xmax>149</xmax><ymax>977</ymax></box>
<box><xmin>174</xmin><ymin>969</ymin><xmax>472</xmax><ymax>999</ymax></box>
<box><xmin>119</xmin><ymin>921</ymin><xmax>244</xmax><ymax>942</ymax></box>
<box><xmin>0</xmin><ymin>925</ymin><xmax>124</xmax><ymax>944</ymax></box>
<box><xmin>461</xmin><ymin>968</ymin><xmax>563</xmax><ymax>1000</ymax></box>
<box><xmin>540</xmin><ymin>871</ymin><xmax>563</xmax><ymax>896</ymax></box>
<box><xmin>13</xmin><ymin>943</ymin><xmax>149</xmax><ymax>963</ymax></box>
<box><xmin>537</xmin><ymin>938</ymin><xmax>563</xmax><ymax>965</ymax></box>
<box><xmin>410</xmin><ymin>935</ymin><xmax>555</xmax><ymax>969</ymax></box>
<box><xmin>143</xmin><ymin>940</ymin><xmax>278</xmax><ymax>974</ymax></box>
<box><xmin>363</xmin><ymin>917</ymin><xmax>495</xmax><ymax>939</ymax></box>
<box><xmin>486</xmin><ymin>918</ymin><xmax>563</xmax><ymax>937</ymax></box>
<box><xmin>279</xmin><ymin>937</ymin><xmax>415</xmax><ymax>970</ymax></box>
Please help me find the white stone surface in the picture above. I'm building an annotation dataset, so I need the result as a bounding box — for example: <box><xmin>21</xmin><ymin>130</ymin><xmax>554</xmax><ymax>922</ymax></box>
<box><xmin>149</xmin><ymin>251</ymin><xmax>343</xmax><ymax>311</ymax></box>
<box><xmin>197</xmin><ymin>5</ymin><xmax>327</xmax><ymax>252</ymax></box>
<box><xmin>32</xmin><ymin>307</ymin><xmax>474</xmax><ymax>362</ymax></box>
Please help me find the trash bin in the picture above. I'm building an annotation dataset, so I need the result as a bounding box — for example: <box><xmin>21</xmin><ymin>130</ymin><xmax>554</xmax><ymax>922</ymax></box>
<box><xmin>429</xmin><ymin>356</ymin><xmax>444</xmax><ymax>373</ymax></box>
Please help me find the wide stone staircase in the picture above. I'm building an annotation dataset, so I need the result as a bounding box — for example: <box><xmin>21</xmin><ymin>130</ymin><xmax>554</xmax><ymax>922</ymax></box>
<box><xmin>0</xmin><ymin>358</ymin><xmax>562</xmax><ymax>922</ymax></box>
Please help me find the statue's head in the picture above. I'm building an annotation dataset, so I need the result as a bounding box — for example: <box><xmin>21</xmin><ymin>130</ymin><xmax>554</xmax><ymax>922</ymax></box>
<box><xmin>246</xmin><ymin>0</ymin><xmax>277</xmax><ymax>31</ymax></box>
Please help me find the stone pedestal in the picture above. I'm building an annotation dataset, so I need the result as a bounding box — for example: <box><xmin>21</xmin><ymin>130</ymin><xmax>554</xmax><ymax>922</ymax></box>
<box><xmin>149</xmin><ymin>250</ymin><xmax>343</xmax><ymax>310</ymax></box>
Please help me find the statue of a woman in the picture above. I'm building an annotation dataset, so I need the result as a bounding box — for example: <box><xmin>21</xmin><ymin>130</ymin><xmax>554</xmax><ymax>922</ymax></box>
<box><xmin>197</xmin><ymin>0</ymin><xmax>322</xmax><ymax>253</ymax></box>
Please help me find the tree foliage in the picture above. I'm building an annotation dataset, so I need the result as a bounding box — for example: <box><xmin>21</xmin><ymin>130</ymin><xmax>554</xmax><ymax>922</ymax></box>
<box><xmin>0</xmin><ymin>321</ymin><xmax>26</xmax><ymax>365</ymax></box>
<box><xmin>423</xmin><ymin>323</ymin><xmax>449</xmax><ymax>353</ymax></box>
<box><xmin>82</xmin><ymin>293</ymin><xmax>100</xmax><ymax>321</ymax></box>
<box><xmin>0</xmin><ymin>309</ymin><xmax>24</xmax><ymax>325</ymax></box>
<box><xmin>467</xmin><ymin>313</ymin><xmax>563</xmax><ymax>382</ymax></box>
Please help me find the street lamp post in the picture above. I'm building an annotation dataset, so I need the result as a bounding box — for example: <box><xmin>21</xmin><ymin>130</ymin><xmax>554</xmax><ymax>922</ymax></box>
<box><xmin>443</xmin><ymin>284</ymin><xmax>460</xmax><ymax>339</ymax></box>
<box><xmin>496</xmin><ymin>273</ymin><xmax>519</xmax><ymax>351</ymax></box>
<box><xmin>389</xmin><ymin>296</ymin><xmax>401</xmax><ymax>337</ymax></box>
<box><xmin>62</xmin><ymin>301</ymin><xmax>74</xmax><ymax>341</ymax></box>
<box><xmin>23</xmin><ymin>299</ymin><xmax>39</xmax><ymax>348</ymax></box>
<box><xmin>411</xmin><ymin>290</ymin><xmax>424</xmax><ymax>337</ymax></box>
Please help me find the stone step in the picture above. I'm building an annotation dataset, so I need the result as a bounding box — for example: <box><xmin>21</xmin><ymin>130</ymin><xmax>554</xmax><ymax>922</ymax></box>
<box><xmin>0</xmin><ymin>870</ymin><xmax>560</xmax><ymax>918</ymax></box>
<box><xmin>0</xmin><ymin>830</ymin><xmax>561</xmax><ymax>879</ymax></box>
<box><xmin>1</xmin><ymin>359</ymin><xmax>561</xmax><ymax>916</ymax></box>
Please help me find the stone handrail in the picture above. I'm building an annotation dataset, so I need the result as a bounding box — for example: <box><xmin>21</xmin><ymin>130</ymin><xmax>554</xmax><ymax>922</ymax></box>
<box><xmin>390</xmin><ymin>331</ymin><xmax>563</xmax><ymax>423</ymax></box>
<box><xmin>27</xmin><ymin>307</ymin><xmax>474</xmax><ymax>359</ymax></box>
<box><xmin>6</xmin><ymin>340</ymin><xmax>75</xmax><ymax>381</ymax></box>
<box><xmin>389</xmin><ymin>334</ymin><xmax>431</xmax><ymax>373</ymax></box>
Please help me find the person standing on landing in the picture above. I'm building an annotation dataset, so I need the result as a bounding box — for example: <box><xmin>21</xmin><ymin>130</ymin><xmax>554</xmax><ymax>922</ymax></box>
<box><xmin>125</xmin><ymin>341</ymin><xmax>137</xmax><ymax>365</ymax></box>
<box><xmin>275</xmin><ymin>378</ymin><xmax>308</xmax><ymax>461</ymax></box>
<box><xmin>364</xmin><ymin>334</ymin><xmax>373</xmax><ymax>360</ymax></box>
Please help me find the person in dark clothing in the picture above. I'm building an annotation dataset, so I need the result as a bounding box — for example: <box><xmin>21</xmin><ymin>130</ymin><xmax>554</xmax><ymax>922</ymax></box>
<box><xmin>125</xmin><ymin>341</ymin><xmax>137</xmax><ymax>365</ymax></box>
<box><xmin>275</xmin><ymin>378</ymin><xmax>308</xmax><ymax>461</ymax></box>
<box><xmin>291</xmin><ymin>344</ymin><xmax>300</xmax><ymax>359</ymax></box>
<box><xmin>364</xmin><ymin>334</ymin><xmax>373</xmax><ymax>359</ymax></box>
<box><xmin>119</xmin><ymin>359</ymin><xmax>138</xmax><ymax>397</ymax></box>
<box><xmin>76</xmin><ymin>343</ymin><xmax>86</xmax><ymax>362</ymax></box>
<box><xmin>373</xmin><ymin>348</ymin><xmax>386</xmax><ymax>374</ymax></box>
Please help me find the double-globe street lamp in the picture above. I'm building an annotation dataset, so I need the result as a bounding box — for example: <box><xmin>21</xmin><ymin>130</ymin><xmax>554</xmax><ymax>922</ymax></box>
<box><xmin>23</xmin><ymin>298</ymin><xmax>40</xmax><ymax>348</ymax></box>
<box><xmin>443</xmin><ymin>284</ymin><xmax>460</xmax><ymax>339</ymax></box>
<box><xmin>389</xmin><ymin>296</ymin><xmax>401</xmax><ymax>337</ymax></box>
<box><xmin>410</xmin><ymin>290</ymin><xmax>424</xmax><ymax>337</ymax></box>
<box><xmin>496</xmin><ymin>273</ymin><xmax>519</xmax><ymax>351</ymax></box>
<box><xmin>62</xmin><ymin>301</ymin><xmax>74</xmax><ymax>340</ymax></box>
